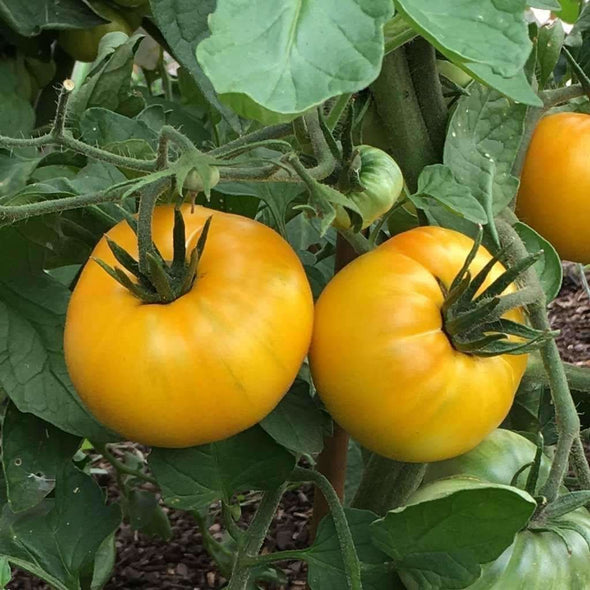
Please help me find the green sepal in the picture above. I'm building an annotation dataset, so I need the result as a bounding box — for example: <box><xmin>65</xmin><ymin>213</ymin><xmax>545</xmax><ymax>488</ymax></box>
<box><xmin>171</xmin><ymin>208</ymin><xmax>187</xmax><ymax>276</ymax></box>
<box><xmin>105</xmin><ymin>237</ymin><xmax>143</xmax><ymax>280</ymax></box>
<box><xmin>146</xmin><ymin>252</ymin><xmax>176</xmax><ymax>303</ymax></box>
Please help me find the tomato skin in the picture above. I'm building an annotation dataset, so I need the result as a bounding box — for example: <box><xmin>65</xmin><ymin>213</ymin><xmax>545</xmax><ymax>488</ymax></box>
<box><xmin>309</xmin><ymin>227</ymin><xmax>527</xmax><ymax>462</ymax></box>
<box><xmin>58</xmin><ymin>2</ymin><xmax>132</xmax><ymax>63</ymax></box>
<box><xmin>516</xmin><ymin>112</ymin><xmax>590</xmax><ymax>264</ymax></box>
<box><xmin>333</xmin><ymin>146</ymin><xmax>404</xmax><ymax>230</ymax></box>
<box><xmin>418</xmin><ymin>429</ymin><xmax>590</xmax><ymax>589</ymax></box>
<box><xmin>64</xmin><ymin>205</ymin><xmax>314</xmax><ymax>447</ymax></box>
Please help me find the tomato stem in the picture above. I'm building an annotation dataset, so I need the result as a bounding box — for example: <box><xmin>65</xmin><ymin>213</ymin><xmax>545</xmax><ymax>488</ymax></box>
<box><xmin>496</xmin><ymin>217</ymin><xmax>590</xmax><ymax>501</ymax></box>
<box><xmin>292</xmin><ymin>467</ymin><xmax>362</xmax><ymax>590</ymax></box>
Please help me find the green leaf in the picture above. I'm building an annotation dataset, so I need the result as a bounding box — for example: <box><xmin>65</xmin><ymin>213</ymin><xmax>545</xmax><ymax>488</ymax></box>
<box><xmin>0</xmin><ymin>557</ymin><xmax>11</xmax><ymax>589</ymax></box>
<box><xmin>196</xmin><ymin>0</ymin><xmax>392</xmax><ymax>120</ymax></box>
<box><xmin>68</xmin><ymin>34</ymin><xmax>145</xmax><ymax>122</ymax></box>
<box><xmin>260</xmin><ymin>379</ymin><xmax>326</xmax><ymax>456</ymax></box>
<box><xmin>371</xmin><ymin>478</ymin><xmax>536</xmax><ymax>589</ymax></box>
<box><xmin>2</xmin><ymin>403</ymin><xmax>80</xmax><ymax>512</ymax></box>
<box><xmin>537</xmin><ymin>21</ymin><xmax>566</xmax><ymax>88</ymax></box>
<box><xmin>344</xmin><ymin>439</ymin><xmax>364</xmax><ymax>506</ymax></box>
<box><xmin>513</xmin><ymin>221</ymin><xmax>563</xmax><ymax>302</ymax></box>
<box><xmin>0</xmin><ymin>226</ymin><xmax>117</xmax><ymax>442</ymax></box>
<box><xmin>149</xmin><ymin>0</ymin><xmax>242</xmax><ymax>132</ymax></box>
<box><xmin>395</xmin><ymin>0</ymin><xmax>532</xmax><ymax>78</ymax></box>
<box><xmin>412</xmin><ymin>164</ymin><xmax>487</xmax><ymax>224</ymax></box>
<box><xmin>0</xmin><ymin>58</ymin><xmax>35</xmax><ymax>136</ymax></box>
<box><xmin>149</xmin><ymin>426</ymin><xmax>296</xmax><ymax>511</ymax></box>
<box><xmin>216</xmin><ymin>182</ymin><xmax>305</xmax><ymax>236</ymax></box>
<box><xmin>0</xmin><ymin>463</ymin><xmax>121</xmax><ymax>590</ymax></box>
<box><xmin>444</xmin><ymin>83</ymin><xmax>529</xmax><ymax>221</ymax></box>
<box><xmin>0</xmin><ymin>0</ymin><xmax>104</xmax><ymax>36</ymax></box>
<box><xmin>90</xmin><ymin>533</ymin><xmax>116</xmax><ymax>590</ymax></box>
<box><xmin>124</xmin><ymin>489</ymin><xmax>172</xmax><ymax>540</ymax></box>
<box><xmin>305</xmin><ymin>509</ymin><xmax>393</xmax><ymax>590</ymax></box>
<box><xmin>0</xmin><ymin>149</ymin><xmax>41</xmax><ymax>198</ymax></box>
<box><xmin>529</xmin><ymin>0</ymin><xmax>560</xmax><ymax>8</ymax></box>
<box><xmin>558</xmin><ymin>0</ymin><xmax>581</xmax><ymax>24</ymax></box>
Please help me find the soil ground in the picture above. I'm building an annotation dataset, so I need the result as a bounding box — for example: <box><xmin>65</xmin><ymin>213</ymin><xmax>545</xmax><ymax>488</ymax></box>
<box><xmin>11</xmin><ymin>265</ymin><xmax>590</xmax><ymax>590</ymax></box>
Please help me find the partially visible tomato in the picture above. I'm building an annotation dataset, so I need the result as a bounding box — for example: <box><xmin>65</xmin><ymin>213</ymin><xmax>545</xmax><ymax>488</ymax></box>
<box><xmin>64</xmin><ymin>205</ymin><xmax>314</xmax><ymax>447</ymax></box>
<box><xmin>309</xmin><ymin>227</ymin><xmax>528</xmax><ymax>462</ymax></box>
<box><xmin>333</xmin><ymin>146</ymin><xmax>404</xmax><ymax>230</ymax></box>
<box><xmin>416</xmin><ymin>429</ymin><xmax>590</xmax><ymax>589</ymax></box>
<box><xmin>516</xmin><ymin>112</ymin><xmax>590</xmax><ymax>264</ymax></box>
<box><xmin>58</xmin><ymin>1</ymin><xmax>132</xmax><ymax>63</ymax></box>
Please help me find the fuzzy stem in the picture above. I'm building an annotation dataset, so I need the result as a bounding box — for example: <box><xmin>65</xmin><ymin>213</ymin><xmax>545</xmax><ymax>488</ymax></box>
<box><xmin>292</xmin><ymin>468</ymin><xmax>362</xmax><ymax>590</ymax></box>
<box><xmin>137</xmin><ymin>179</ymin><xmax>170</xmax><ymax>275</ymax></box>
<box><xmin>93</xmin><ymin>442</ymin><xmax>157</xmax><ymax>485</ymax></box>
<box><xmin>242</xmin><ymin>548</ymin><xmax>308</xmax><ymax>567</ymax></box>
<box><xmin>208</xmin><ymin>124</ymin><xmax>293</xmax><ymax>157</ymax></box>
<box><xmin>226</xmin><ymin>485</ymin><xmax>286</xmax><ymax>590</ymax></box>
<box><xmin>368</xmin><ymin>47</ymin><xmax>437</xmax><ymax>191</ymax></box>
<box><xmin>406</xmin><ymin>38</ymin><xmax>448</xmax><ymax>159</ymax></box>
<box><xmin>496</xmin><ymin>217</ymin><xmax>585</xmax><ymax>502</ymax></box>
<box><xmin>51</xmin><ymin>80</ymin><xmax>75</xmax><ymax>138</ymax></box>
<box><xmin>571</xmin><ymin>437</ymin><xmax>590</xmax><ymax>490</ymax></box>
<box><xmin>352</xmin><ymin>455</ymin><xmax>425</xmax><ymax>515</ymax></box>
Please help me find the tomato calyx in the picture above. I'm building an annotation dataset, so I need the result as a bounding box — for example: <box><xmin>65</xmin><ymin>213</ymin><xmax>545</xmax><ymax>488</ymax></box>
<box><xmin>440</xmin><ymin>230</ymin><xmax>553</xmax><ymax>356</ymax></box>
<box><xmin>94</xmin><ymin>209</ymin><xmax>212</xmax><ymax>304</ymax></box>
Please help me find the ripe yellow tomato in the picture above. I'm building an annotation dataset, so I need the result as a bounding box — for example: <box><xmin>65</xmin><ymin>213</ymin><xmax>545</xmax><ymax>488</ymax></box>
<box><xmin>309</xmin><ymin>226</ymin><xmax>528</xmax><ymax>462</ymax></box>
<box><xmin>64</xmin><ymin>205</ymin><xmax>314</xmax><ymax>447</ymax></box>
<box><xmin>516</xmin><ymin>112</ymin><xmax>590</xmax><ymax>264</ymax></box>
<box><xmin>58</xmin><ymin>2</ymin><xmax>133</xmax><ymax>63</ymax></box>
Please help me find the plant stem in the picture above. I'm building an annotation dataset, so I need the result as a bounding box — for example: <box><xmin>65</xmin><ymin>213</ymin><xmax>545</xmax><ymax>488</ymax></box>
<box><xmin>192</xmin><ymin>510</ymin><xmax>234</xmax><ymax>577</ymax></box>
<box><xmin>571</xmin><ymin>437</ymin><xmax>590</xmax><ymax>490</ymax></box>
<box><xmin>496</xmin><ymin>217</ymin><xmax>585</xmax><ymax>502</ymax></box>
<box><xmin>352</xmin><ymin>455</ymin><xmax>426</xmax><ymax>515</ymax></box>
<box><xmin>304</xmin><ymin>109</ymin><xmax>338</xmax><ymax>180</ymax></box>
<box><xmin>291</xmin><ymin>467</ymin><xmax>362</xmax><ymax>590</ymax></box>
<box><xmin>93</xmin><ymin>442</ymin><xmax>157</xmax><ymax>485</ymax></box>
<box><xmin>227</xmin><ymin>485</ymin><xmax>286</xmax><ymax>590</ymax></box>
<box><xmin>309</xmin><ymin>235</ymin><xmax>359</xmax><ymax>541</ymax></box>
<box><xmin>208</xmin><ymin>123</ymin><xmax>293</xmax><ymax>157</ymax></box>
<box><xmin>242</xmin><ymin>548</ymin><xmax>308</xmax><ymax>567</ymax></box>
<box><xmin>406</xmin><ymin>38</ymin><xmax>448</xmax><ymax>159</ymax></box>
<box><xmin>368</xmin><ymin>47</ymin><xmax>437</xmax><ymax>191</ymax></box>
<box><xmin>326</xmin><ymin>93</ymin><xmax>352</xmax><ymax>130</ymax></box>
<box><xmin>137</xmin><ymin>179</ymin><xmax>171</xmax><ymax>275</ymax></box>
<box><xmin>51</xmin><ymin>80</ymin><xmax>75</xmax><ymax>138</ymax></box>
<box><xmin>222</xmin><ymin>501</ymin><xmax>245</xmax><ymax>543</ymax></box>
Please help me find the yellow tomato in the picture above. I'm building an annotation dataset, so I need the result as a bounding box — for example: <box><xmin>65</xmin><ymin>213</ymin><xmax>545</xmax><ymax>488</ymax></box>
<box><xmin>516</xmin><ymin>112</ymin><xmax>590</xmax><ymax>264</ymax></box>
<box><xmin>64</xmin><ymin>205</ymin><xmax>314</xmax><ymax>447</ymax></box>
<box><xmin>309</xmin><ymin>226</ymin><xmax>528</xmax><ymax>462</ymax></box>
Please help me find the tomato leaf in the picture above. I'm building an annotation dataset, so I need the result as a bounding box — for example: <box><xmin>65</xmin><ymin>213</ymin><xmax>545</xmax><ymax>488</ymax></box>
<box><xmin>529</xmin><ymin>0</ymin><xmax>560</xmax><ymax>8</ymax></box>
<box><xmin>0</xmin><ymin>557</ymin><xmax>10</xmax><ymax>589</ymax></box>
<box><xmin>444</xmin><ymin>82</ymin><xmax>529</xmax><ymax>221</ymax></box>
<box><xmin>1</xmin><ymin>403</ymin><xmax>80</xmax><ymax>513</ymax></box>
<box><xmin>411</xmin><ymin>164</ymin><xmax>487</xmax><ymax>224</ymax></box>
<box><xmin>196</xmin><ymin>0</ymin><xmax>392</xmax><ymax>121</ymax></box>
<box><xmin>513</xmin><ymin>221</ymin><xmax>563</xmax><ymax>302</ymax></box>
<box><xmin>537</xmin><ymin>21</ymin><xmax>566</xmax><ymax>89</ymax></box>
<box><xmin>68</xmin><ymin>34</ymin><xmax>145</xmax><ymax>122</ymax></box>
<box><xmin>0</xmin><ymin>59</ymin><xmax>35</xmax><ymax>136</ymax></box>
<box><xmin>123</xmin><ymin>489</ymin><xmax>173</xmax><ymax>540</ymax></box>
<box><xmin>0</xmin><ymin>0</ymin><xmax>105</xmax><ymax>37</ymax></box>
<box><xmin>371</xmin><ymin>479</ymin><xmax>537</xmax><ymax>589</ymax></box>
<box><xmin>149</xmin><ymin>0</ymin><xmax>242</xmax><ymax>133</ymax></box>
<box><xmin>149</xmin><ymin>426</ymin><xmax>296</xmax><ymax>510</ymax></box>
<box><xmin>304</xmin><ymin>508</ymin><xmax>396</xmax><ymax>590</ymax></box>
<box><xmin>0</xmin><ymin>226</ymin><xmax>118</xmax><ymax>442</ymax></box>
<box><xmin>260</xmin><ymin>379</ymin><xmax>327</xmax><ymax>456</ymax></box>
<box><xmin>0</xmin><ymin>463</ymin><xmax>121</xmax><ymax>590</ymax></box>
<box><xmin>394</xmin><ymin>0</ymin><xmax>532</xmax><ymax>79</ymax></box>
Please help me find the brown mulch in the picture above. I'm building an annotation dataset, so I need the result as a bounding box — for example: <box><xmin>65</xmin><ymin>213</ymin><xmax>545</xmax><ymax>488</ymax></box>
<box><xmin>11</xmin><ymin>266</ymin><xmax>590</xmax><ymax>590</ymax></box>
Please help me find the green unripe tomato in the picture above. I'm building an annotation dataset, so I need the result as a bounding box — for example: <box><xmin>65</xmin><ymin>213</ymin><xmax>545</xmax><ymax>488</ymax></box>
<box><xmin>58</xmin><ymin>2</ymin><xmax>132</xmax><ymax>63</ymax></box>
<box><xmin>183</xmin><ymin>167</ymin><xmax>221</xmax><ymax>194</ymax></box>
<box><xmin>333</xmin><ymin>146</ymin><xmax>404</xmax><ymax>230</ymax></box>
<box><xmin>436</xmin><ymin>59</ymin><xmax>472</xmax><ymax>87</ymax></box>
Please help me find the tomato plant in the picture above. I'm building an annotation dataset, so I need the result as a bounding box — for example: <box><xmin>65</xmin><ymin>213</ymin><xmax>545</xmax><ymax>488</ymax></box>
<box><xmin>0</xmin><ymin>1</ymin><xmax>590</xmax><ymax>590</ymax></box>
<box><xmin>516</xmin><ymin>112</ymin><xmax>590</xmax><ymax>264</ymax></box>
